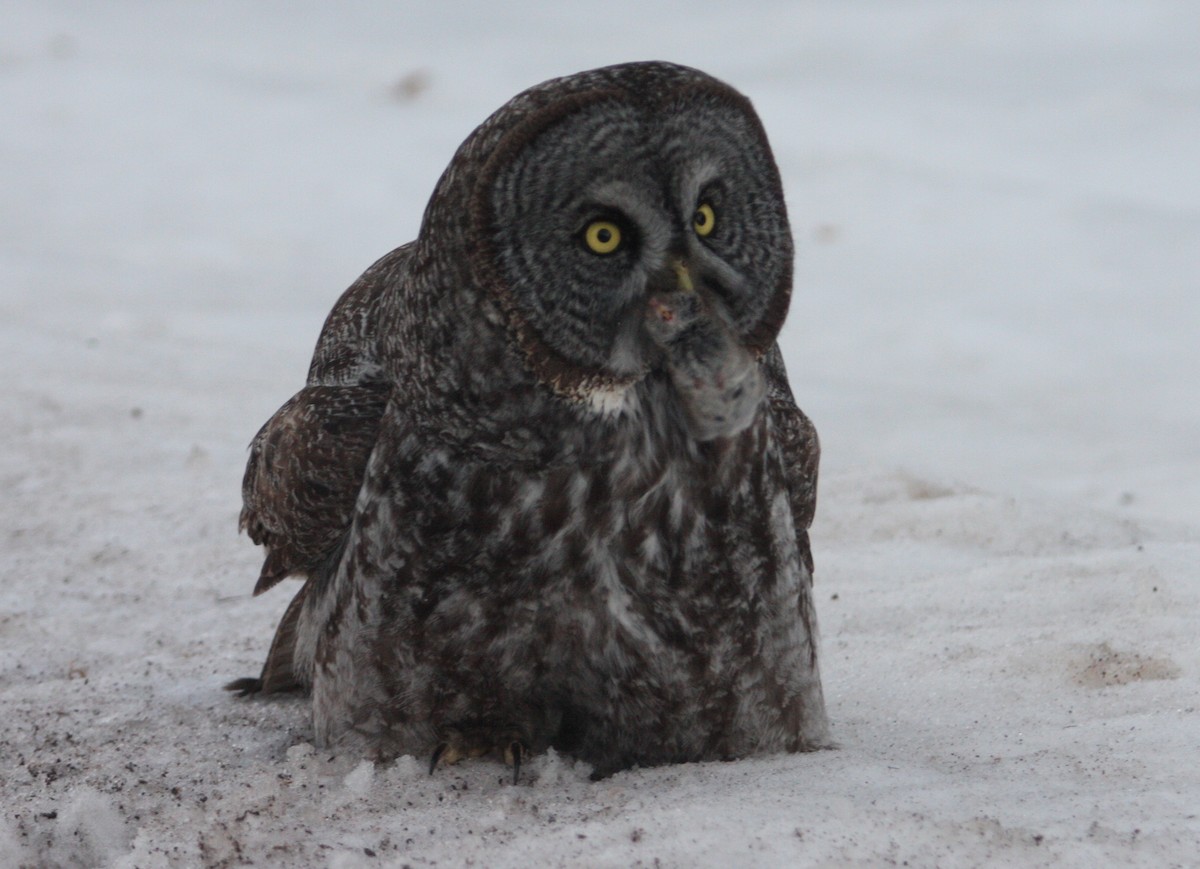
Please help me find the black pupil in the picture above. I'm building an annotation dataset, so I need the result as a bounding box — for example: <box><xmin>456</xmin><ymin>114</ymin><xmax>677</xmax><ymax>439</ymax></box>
<box><xmin>597</xmin><ymin>227</ymin><xmax>612</xmax><ymax>243</ymax></box>
<box><xmin>696</xmin><ymin>209</ymin><xmax>708</xmax><ymax>226</ymax></box>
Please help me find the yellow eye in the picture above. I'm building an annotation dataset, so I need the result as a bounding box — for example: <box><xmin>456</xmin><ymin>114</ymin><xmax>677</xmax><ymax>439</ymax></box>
<box><xmin>693</xmin><ymin>203</ymin><xmax>715</xmax><ymax>237</ymax></box>
<box><xmin>584</xmin><ymin>220</ymin><xmax>622</xmax><ymax>254</ymax></box>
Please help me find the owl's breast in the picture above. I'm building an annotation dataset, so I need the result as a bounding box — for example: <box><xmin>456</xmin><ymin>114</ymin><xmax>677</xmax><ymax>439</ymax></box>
<box><xmin>321</xmin><ymin>389</ymin><xmax>817</xmax><ymax>766</ymax></box>
<box><xmin>457</xmin><ymin>410</ymin><xmax>781</xmax><ymax>661</ymax></box>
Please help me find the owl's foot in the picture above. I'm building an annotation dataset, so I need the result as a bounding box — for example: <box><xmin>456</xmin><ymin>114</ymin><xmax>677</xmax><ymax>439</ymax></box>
<box><xmin>428</xmin><ymin>726</ymin><xmax>529</xmax><ymax>784</ymax></box>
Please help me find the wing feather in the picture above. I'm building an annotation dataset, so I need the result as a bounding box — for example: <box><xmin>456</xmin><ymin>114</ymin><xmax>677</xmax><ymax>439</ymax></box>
<box><xmin>240</xmin><ymin>383</ymin><xmax>390</xmax><ymax>595</ymax></box>
<box><xmin>229</xmin><ymin>244</ymin><xmax>412</xmax><ymax>696</ymax></box>
<box><xmin>763</xmin><ymin>344</ymin><xmax>820</xmax><ymax>575</ymax></box>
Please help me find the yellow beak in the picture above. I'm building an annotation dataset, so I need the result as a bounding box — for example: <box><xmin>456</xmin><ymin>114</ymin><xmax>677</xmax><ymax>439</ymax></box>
<box><xmin>672</xmin><ymin>259</ymin><xmax>694</xmax><ymax>292</ymax></box>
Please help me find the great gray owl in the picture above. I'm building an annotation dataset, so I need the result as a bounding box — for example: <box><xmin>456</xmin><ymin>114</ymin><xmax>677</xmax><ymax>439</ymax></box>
<box><xmin>229</xmin><ymin>61</ymin><xmax>829</xmax><ymax>780</ymax></box>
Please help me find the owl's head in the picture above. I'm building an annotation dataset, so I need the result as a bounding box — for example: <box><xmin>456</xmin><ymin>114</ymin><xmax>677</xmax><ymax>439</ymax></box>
<box><xmin>421</xmin><ymin>62</ymin><xmax>792</xmax><ymax>406</ymax></box>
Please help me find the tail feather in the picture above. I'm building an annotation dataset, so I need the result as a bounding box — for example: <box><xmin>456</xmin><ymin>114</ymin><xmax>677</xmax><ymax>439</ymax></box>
<box><xmin>225</xmin><ymin>582</ymin><xmax>309</xmax><ymax>697</ymax></box>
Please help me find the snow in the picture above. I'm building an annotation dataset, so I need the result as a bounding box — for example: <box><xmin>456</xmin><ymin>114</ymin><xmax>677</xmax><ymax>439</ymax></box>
<box><xmin>3</xmin><ymin>1</ymin><xmax>1198</xmax><ymax>866</ymax></box>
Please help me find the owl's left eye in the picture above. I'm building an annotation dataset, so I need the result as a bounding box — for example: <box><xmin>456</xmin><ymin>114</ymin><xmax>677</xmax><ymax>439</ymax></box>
<box><xmin>693</xmin><ymin>203</ymin><xmax>716</xmax><ymax>237</ymax></box>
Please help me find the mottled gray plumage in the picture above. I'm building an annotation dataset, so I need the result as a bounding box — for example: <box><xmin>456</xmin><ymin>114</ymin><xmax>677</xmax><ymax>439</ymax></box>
<box><xmin>229</xmin><ymin>61</ymin><xmax>830</xmax><ymax>778</ymax></box>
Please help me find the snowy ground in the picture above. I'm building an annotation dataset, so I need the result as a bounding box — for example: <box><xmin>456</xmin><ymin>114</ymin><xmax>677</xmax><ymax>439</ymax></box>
<box><xmin>3</xmin><ymin>2</ymin><xmax>1198</xmax><ymax>866</ymax></box>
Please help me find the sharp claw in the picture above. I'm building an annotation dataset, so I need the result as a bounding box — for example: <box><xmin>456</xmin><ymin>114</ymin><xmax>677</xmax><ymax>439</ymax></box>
<box><xmin>429</xmin><ymin>742</ymin><xmax>448</xmax><ymax>776</ymax></box>
<box><xmin>508</xmin><ymin>740</ymin><xmax>523</xmax><ymax>785</ymax></box>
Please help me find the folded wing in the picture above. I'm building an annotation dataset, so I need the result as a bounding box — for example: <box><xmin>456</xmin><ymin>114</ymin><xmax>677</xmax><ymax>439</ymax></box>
<box><xmin>240</xmin><ymin>383</ymin><xmax>391</xmax><ymax>596</ymax></box>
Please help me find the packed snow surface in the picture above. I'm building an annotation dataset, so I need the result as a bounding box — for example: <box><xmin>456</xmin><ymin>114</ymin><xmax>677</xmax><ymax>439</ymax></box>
<box><xmin>3</xmin><ymin>2</ymin><xmax>1198</xmax><ymax>866</ymax></box>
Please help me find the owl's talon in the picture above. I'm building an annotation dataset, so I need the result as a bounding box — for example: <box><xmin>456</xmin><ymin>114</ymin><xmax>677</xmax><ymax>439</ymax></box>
<box><xmin>506</xmin><ymin>740</ymin><xmax>525</xmax><ymax>785</ymax></box>
<box><xmin>429</xmin><ymin>742</ymin><xmax>449</xmax><ymax>775</ymax></box>
<box><xmin>429</xmin><ymin>729</ymin><xmax>528</xmax><ymax>782</ymax></box>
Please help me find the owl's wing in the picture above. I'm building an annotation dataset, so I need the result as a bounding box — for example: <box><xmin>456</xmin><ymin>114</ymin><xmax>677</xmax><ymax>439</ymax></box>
<box><xmin>230</xmin><ymin>246</ymin><xmax>410</xmax><ymax>697</ymax></box>
<box><xmin>239</xmin><ymin>382</ymin><xmax>391</xmax><ymax>596</ymax></box>
<box><xmin>763</xmin><ymin>344</ymin><xmax>820</xmax><ymax>575</ymax></box>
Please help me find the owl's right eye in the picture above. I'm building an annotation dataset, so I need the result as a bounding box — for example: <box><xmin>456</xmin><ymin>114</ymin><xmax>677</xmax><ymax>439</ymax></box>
<box><xmin>583</xmin><ymin>220</ymin><xmax>623</xmax><ymax>255</ymax></box>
